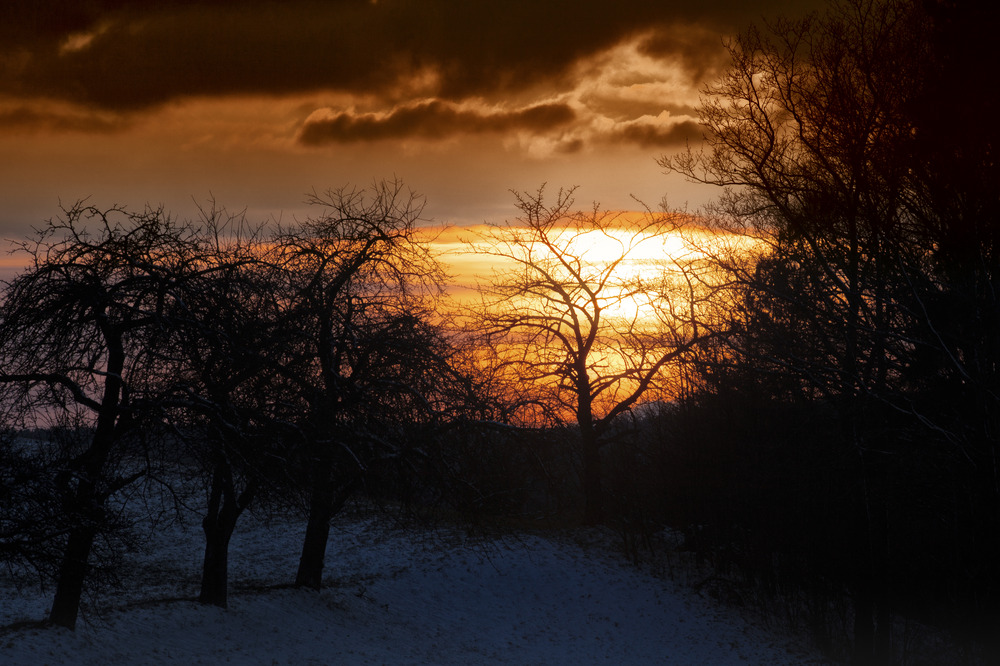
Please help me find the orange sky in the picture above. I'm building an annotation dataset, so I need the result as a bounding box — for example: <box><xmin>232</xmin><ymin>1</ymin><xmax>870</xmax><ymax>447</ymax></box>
<box><xmin>0</xmin><ymin>1</ymin><xmax>820</xmax><ymax>260</ymax></box>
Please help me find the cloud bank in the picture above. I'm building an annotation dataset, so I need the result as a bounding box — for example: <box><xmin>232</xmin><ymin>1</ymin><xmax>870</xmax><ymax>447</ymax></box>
<box><xmin>0</xmin><ymin>0</ymin><xmax>821</xmax><ymax>149</ymax></box>
<box><xmin>298</xmin><ymin>100</ymin><xmax>576</xmax><ymax>145</ymax></box>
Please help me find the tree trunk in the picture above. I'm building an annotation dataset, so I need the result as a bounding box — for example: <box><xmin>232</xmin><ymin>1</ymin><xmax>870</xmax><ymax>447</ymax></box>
<box><xmin>49</xmin><ymin>467</ymin><xmax>104</xmax><ymax>629</ymax></box>
<box><xmin>48</xmin><ymin>523</ymin><xmax>98</xmax><ymax>629</ymax></box>
<box><xmin>296</xmin><ymin>460</ymin><xmax>356</xmax><ymax>590</ymax></box>
<box><xmin>199</xmin><ymin>461</ymin><xmax>246</xmax><ymax>608</ymax></box>
<box><xmin>49</xmin><ymin>340</ymin><xmax>124</xmax><ymax>629</ymax></box>
<box><xmin>296</xmin><ymin>455</ymin><xmax>334</xmax><ymax>590</ymax></box>
<box><xmin>295</xmin><ymin>488</ymin><xmax>334</xmax><ymax>590</ymax></box>
<box><xmin>200</xmin><ymin>517</ymin><xmax>237</xmax><ymax>607</ymax></box>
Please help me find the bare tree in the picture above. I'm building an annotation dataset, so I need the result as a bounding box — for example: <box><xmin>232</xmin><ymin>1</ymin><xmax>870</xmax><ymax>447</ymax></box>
<box><xmin>0</xmin><ymin>204</ymin><xmax>216</xmax><ymax>629</ymax></box>
<box><xmin>465</xmin><ymin>186</ymin><xmax>721</xmax><ymax>524</ymax></box>
<box><xmin>158</xmin><ymin>213</ymin><xmax>294</xmax><ymax>609</ymax></box>
<box><xmin>268</xmin><ymin>179</ymin><xmax>452</xmax><ymax>590</ymax></box>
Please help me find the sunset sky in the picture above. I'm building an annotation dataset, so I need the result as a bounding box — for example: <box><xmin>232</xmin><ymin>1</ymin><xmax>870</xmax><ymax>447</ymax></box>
<box><xmin>0</xmin><ymin>0</ymin><xmax>820</xmax><ymax>248</ymax></box>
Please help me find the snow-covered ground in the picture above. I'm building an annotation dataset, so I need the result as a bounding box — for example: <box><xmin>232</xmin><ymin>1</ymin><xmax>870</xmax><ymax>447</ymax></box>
<box><xmin>1</xmin><ymin>509</ymin><xmax>830</xmax><ymax>665</ymax></box>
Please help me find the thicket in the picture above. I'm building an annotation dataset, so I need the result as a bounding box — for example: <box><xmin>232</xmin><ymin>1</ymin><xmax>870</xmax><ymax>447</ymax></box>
<box><xmin>637</xmin><ymin>0</ymin><xmax>1000</xmax><ymax>663</ymax></box>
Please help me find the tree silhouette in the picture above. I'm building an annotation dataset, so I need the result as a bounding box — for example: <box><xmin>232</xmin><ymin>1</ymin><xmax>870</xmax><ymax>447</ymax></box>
<box><xmin>0</xmin><ymin>204</ymin><xmax>219</xmax><ymax>628</ymax></box>
<box><xmin>662</xmin><ymin>0</ymin><xmax>1000</xmax><ymax>658</ymax></box>
<box><xmin>158</xmin><ymin>214</ymin><xmax>293</xmax><ymax>609</ymax></box>
<box><xmin>268</xmin><ymin>179</ymin><xmax>454</xmax><ymax>590</ymax></box>
<box><xmin>466</xmin><ymin>186</ymin><xmax>720</xmax><ymax>523</ymax></box>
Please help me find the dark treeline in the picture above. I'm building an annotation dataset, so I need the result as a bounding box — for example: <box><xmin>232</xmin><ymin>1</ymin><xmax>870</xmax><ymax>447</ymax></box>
<box><xmin>1</xmin><ymin>0</ymin><xmax>997</xmax><ymax>664</ymax></box>
<box><xmin>647</xmin><ymin>0</ymin><xmax>1000</xmax><ymax>663</ymax></box>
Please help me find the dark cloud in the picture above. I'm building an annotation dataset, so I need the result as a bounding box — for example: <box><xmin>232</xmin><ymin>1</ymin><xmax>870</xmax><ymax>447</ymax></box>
<box><xmin>1</xmin><ymin>0</ymin><xmax>270</xmax><ymax>48</ymax></box>
<box><xmin>298</xmin><ymin>100</ymin><xmax>575</xmax><ymax>145</ymax></box>
<box><xmin>637</xmin><ymin>26</ymin><xmax>733</xmax><ymax>84</ymax></box>
<box><xmin>614</xmin><ymin>120</ymin><xmax>703</xmax><ymax>147</ymax></box>
<box><xmin>0</xmin><ymin>0</ymin><xmax>824</xmax><ymax>112</ymax></box>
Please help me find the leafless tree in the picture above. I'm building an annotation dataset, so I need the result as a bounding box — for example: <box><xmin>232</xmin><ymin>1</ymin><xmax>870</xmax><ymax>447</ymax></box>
<box><xmin>0</xmin><ymin>204</ymin><xmax>220</xmax><ymax>628</ymax></box>
<box><xmin>268</xmin><ymin>179</ymin><xmax>456</xmax><ymax>590</ymax></box>
<box><xmin>465</xmin><ymin>186</ymin><xmax>722</xmax><ymax>523</ymax></box>
<box><xmin>157</xmin><ymin>211</ymin><xmax>294</xmax><ymax>609</ymax></box>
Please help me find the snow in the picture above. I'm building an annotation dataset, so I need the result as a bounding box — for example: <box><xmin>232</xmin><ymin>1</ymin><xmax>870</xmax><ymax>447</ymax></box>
<box><xmin>1</xmin><ymin>510</ymin><xmax>829</xmax><ymax>665</ymax></box>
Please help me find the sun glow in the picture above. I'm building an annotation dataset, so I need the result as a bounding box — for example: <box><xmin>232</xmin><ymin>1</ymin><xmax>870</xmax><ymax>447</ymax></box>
<box><xmin>434</xmin><ymin>213</ymin><xmax>729</xmax><ymax>323</ymax></box>
<box><xmin>432</xmin><ymin>212</ymin><xmax>747</xmax><ymax>421</ymax></box>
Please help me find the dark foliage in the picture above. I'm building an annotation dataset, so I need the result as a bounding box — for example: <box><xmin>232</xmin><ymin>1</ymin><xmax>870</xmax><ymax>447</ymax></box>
<box><xmin>649</xmin><ymin>0</ymin><xmax>1000</xmax><ymax>662</ymax></box>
